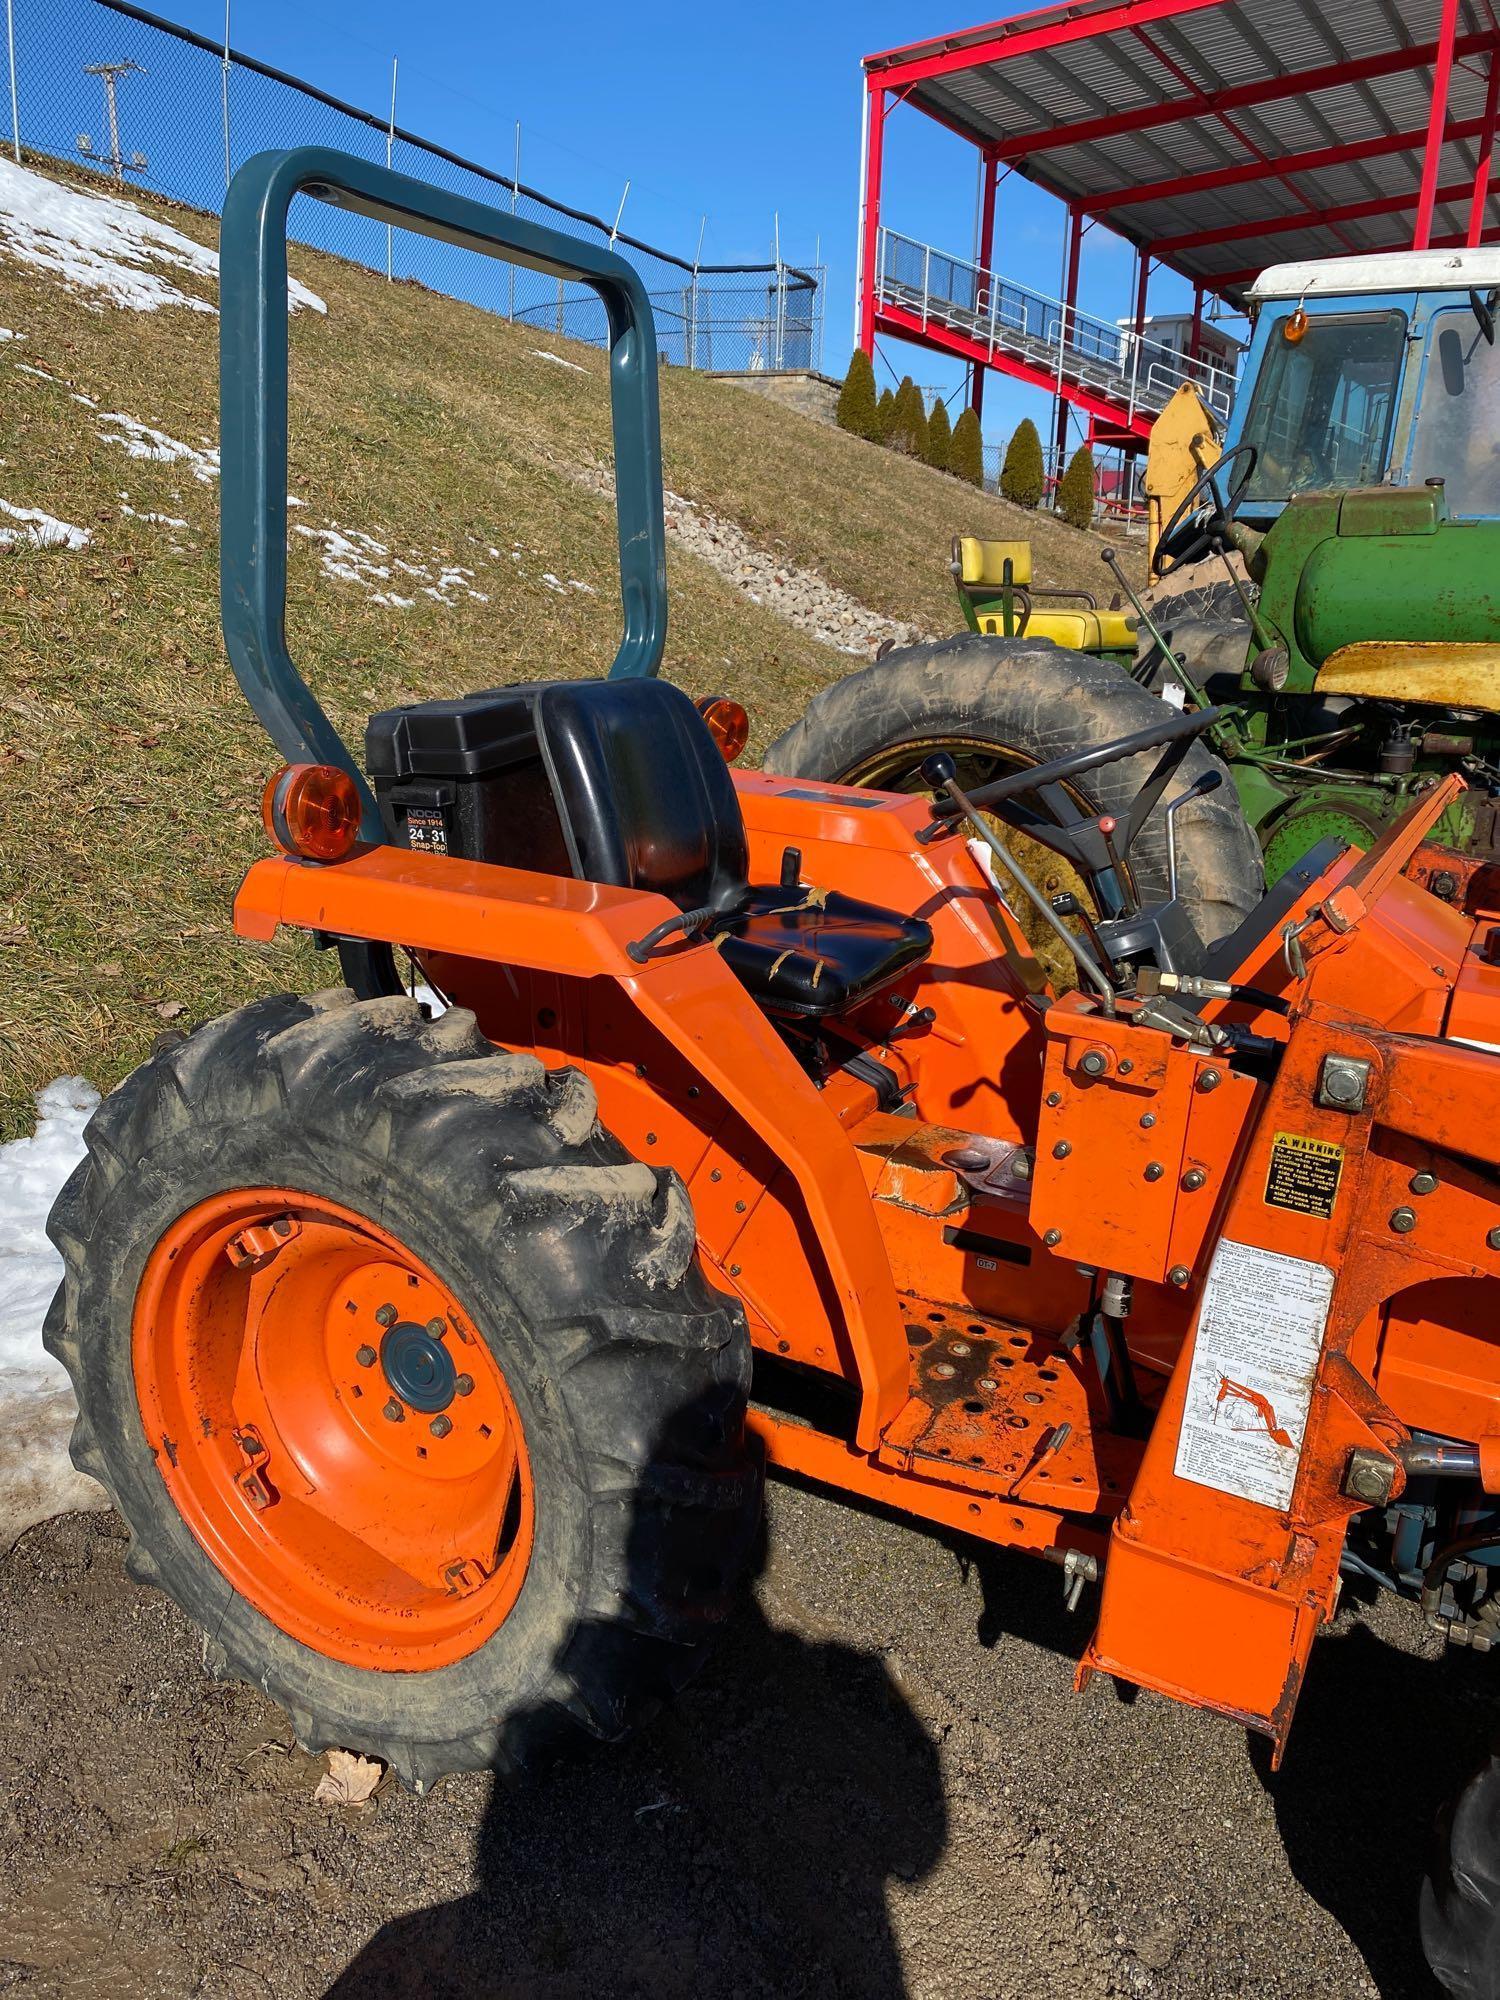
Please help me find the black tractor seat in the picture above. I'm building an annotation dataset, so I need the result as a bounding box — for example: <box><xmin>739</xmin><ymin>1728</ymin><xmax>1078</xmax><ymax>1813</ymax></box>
<box><xmin>367</xmin><ymin>677</ymin><xmax>932</xmax><ymax>1021</ymax></box>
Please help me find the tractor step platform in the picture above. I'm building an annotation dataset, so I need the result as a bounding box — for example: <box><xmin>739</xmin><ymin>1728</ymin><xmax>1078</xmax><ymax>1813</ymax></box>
<box><xmin>876</xmin><ymin>1295</ymin><xmax>1147</xmax><ymax>1515</ymax></box>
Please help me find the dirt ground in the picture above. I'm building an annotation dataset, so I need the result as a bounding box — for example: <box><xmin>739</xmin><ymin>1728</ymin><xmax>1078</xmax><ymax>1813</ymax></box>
<box><xmin>1</xmin><ymin>1477</ymin><xmax>1491</xmax><ymax>2000</ymax></box>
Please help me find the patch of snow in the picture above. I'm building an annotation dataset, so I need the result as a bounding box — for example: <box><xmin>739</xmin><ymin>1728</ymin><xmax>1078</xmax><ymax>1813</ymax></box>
<box><xmin>0</xmin><ymin>1077</ymin><xmax>109</xmax><ymax>1551</ymax></box>
<box><xmin>0</xmin><ymin>497</ymin><xmax>90</xmax><ymax>551</ymax></box>
<box><xmin>119</xmin><ymin>502</ymin><xmax>189</xmax><ymax>529</ymax></box>
<box><xmin>0</xmin><ymin>156</ymin><xmax>325</xmax><ymax>316</ymax></box>
<box><xmin>531</xmin><ymin>348</ymin><xmax>587</xmax><ymax>374</ymax></box>
<box><xmin>568</xmin><ymin>579</ymin><xmax>595</xmax><ymax>593</ymax></box>
<box><xmin>70</xmin><ymin>391</ymin><xmax>98</xmax><ymax>407</ymax></box>
<box><xmin>0</xmin><ymin>326</ymin><xmax>20</xmax><ymax>341</ymax></box>
<box><xmin>96</xmin><ymin>410</ymin><xmax>219</xmax><ymax>484</ymax></box>
<box><xmin>540</xmin><ymin>571</ymin><xmax>568</xmax><ymax>593</ymax></box>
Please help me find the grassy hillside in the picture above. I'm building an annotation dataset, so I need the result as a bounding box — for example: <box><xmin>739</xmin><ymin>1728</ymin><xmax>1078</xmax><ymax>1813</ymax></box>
<box><xmin>0</xmin><ymin>163</ymin><xmax>1129</xmax><ymax>1135</ymax></box>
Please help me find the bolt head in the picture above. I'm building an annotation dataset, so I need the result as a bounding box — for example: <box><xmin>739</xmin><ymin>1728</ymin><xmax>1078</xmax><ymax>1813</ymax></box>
<box><xmin>1410</xmin><ymin>1171</ymin><xmax>1439</xmax><ymax>1196</ymax></box>
<box><xmin>455</xmin><ymin>1374</ymin><xmax>474</xmax><ymax>1397</ymax></box>
<box><xmin>1317</xmin><ymin>1054</ymin><xmax>1371</xmax><ymax>1112</ymax></box>
<box><xmin>355</xmin><ymin>1344</ymin><xmax>377</xmax><ymax>1368</ymax></box>
<box><xmin>1140</xmin><ymin>1112</ymin><xmax>1157</xmax><ymax>1130</ymax></box>
<box><xmin>1168</xmin><ymin>1265</ymin><xmax>1190</xmax><ymax>1287</ymax></box>
<box><xmin>950</xmin><ymin>1340</ymin><xmax>972</xmax><ymax>1357</ymax></box>
<box><xmin>1052</xmin><ymin>1140</ymin><xmax>1072</xmax><ymax>1160</ymax></box>
<box><xmin>375</xmin><ymin>1303</ymin><xmax>398</xmax><ymax>1328</ymax></box>
<box><xmin>1181</xmin><ymin>1168</ymin><xmax>1207</xmax><ymax>1191</ymax></box>
<box><xmin>1079</xmin><ymin>1049</ymin><xmax>1108</xmax><ymax>1077</ymax></box>
<box><xmin>931</xmin><ymin>1361</ymin><xmax>957</xmax><ymax>1380</ymax></box>
<box><xmin>1196</xmin><ymin>1068</ymin><xmax>1222</xmax><ymax>1093</ymax></box>
<box><xmin>1389</xmin><ymin>1206</ymin><xmax>1418</xmax><ymax>1234</ymax></box>
<box><xmin>978</xmin><ymin>1377</ymin><xmax>998</xmax><ymax>1392</ymax></box>
<box><xmin>429</xmin><ymin>1414</ymin><xmax>453</xmax><ymax>1439</ymax></box>
<box><xmin>1118</xmin><ymin>1059</ymin><xmax>1134</xmax><ymax>1076</ymax></box>
<box><xmin>1144</xmin><ymin>1161</ymin><xmax>1164</xmax><ymax>1183</ymax></box>
<box><xmin>383</xmin><ymin>1399</ymin><xmax>405</xmax><ymax>1423</ymax></box>
<box><xmin>1487</xmin><ymin>1228</ymin><xmax>1500</xmax><ymax>1253</ymax></box>
<box><xmin>1045</xmin><ymin>1090</ymin><xmax>1062</xmax><ymax>1108</ymax></box>
<box><xmin>1043</xmin><ymin>1228</ymin><xmax>1063</xmax><ymax>1248</ymax></box>
<box><xmin>1344</xmin><ymin>1446</ymin><xmax>1397</xmax><ymax>1506</ymax></box>
<box><xmin>426</xmin><ymin>1317</ymin><xmax>446</xmax><ymax>1339</ymax></box>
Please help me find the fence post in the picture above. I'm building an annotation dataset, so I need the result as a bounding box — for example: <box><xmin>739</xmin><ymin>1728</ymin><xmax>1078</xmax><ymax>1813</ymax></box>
<box><xmin>4</xmin><ymin>0</ymin><xmax>18</xmax><ymax>165</ymax></box>
<box><xmin>772</xmin><ymin>212</ymin><xmax>784</xmax><ymax>371</ymax></box>
<box><xmin>687</xmin><ymin>214</ymin><xmax>704</xmax><ymax>370</ymax></box>
<box><xmin>508</xmin><ymin>122</ymin><xmax>519</xmax><ymax>322</ymax></box>
<box><xmin>220</xmin><ymin>0</ymin><xmax>231</xmax><ymax>188</ymax></box>
<box><xmin>385</xmin><ymin>57</ymin><xmax>397</xmax><ymax>281</ymax></box>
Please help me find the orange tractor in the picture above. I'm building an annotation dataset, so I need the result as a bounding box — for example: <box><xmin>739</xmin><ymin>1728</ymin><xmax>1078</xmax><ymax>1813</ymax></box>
<box><xmin>45</xmin><ymin>153</ymin><xmax>1500</xmax><ymax>1992</ymax></box>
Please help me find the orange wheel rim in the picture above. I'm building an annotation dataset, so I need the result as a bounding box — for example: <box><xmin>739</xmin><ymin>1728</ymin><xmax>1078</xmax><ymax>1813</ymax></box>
<box><xmin>132</xmin><ymin>1189</ymin><xmax>534</xmax><ymax>1671</ymax></box>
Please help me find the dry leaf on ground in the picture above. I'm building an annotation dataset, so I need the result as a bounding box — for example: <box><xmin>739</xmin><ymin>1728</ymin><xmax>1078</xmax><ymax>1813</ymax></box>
<box><xmin>313</xmin><ymin>1748</ymin><xmax>383</xmax><ymax>1807</ymax></box>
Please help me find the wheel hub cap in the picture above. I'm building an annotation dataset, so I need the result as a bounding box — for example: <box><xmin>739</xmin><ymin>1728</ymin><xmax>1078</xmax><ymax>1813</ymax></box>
<box><xmin>381</xmin><ymin>1320</ymin><xmax>456</xmax><ymax>1412</ymax></box>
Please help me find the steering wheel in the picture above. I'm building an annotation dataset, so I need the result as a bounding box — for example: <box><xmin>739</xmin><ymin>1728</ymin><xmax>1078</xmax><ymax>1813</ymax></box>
<box><xmin>929</xmin><ymin>703</ymin><xmax>1224</xmax><ymax>824</ymax></box>
<box><xmin>1152</xmin><ymin>442</ymin><xmax>1257</xmax><ymax>578</ymax></box>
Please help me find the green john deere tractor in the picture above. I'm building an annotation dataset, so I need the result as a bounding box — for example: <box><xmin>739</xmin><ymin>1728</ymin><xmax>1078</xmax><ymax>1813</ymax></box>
<box><xmin>767</xmin><ymin>248</ymin><xmax>1500</xmax><ymax>960</ymax></box>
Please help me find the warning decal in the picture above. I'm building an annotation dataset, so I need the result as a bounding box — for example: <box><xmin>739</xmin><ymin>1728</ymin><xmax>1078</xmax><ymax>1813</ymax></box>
<box><xmin>1173</xmin><ymin>1238</ymin><xmax>1336</xmax><ymax>1512</ymax></box>
<box><xmin>1264</xmin><ymin>1130</ymin><xmax>1343</xmax><ymax>1220</ymax></box>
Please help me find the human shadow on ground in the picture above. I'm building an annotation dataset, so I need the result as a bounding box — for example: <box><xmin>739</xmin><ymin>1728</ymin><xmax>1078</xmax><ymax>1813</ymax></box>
<box><xmin>329</xmin><ymin>1483</ymin><xmax>947</xmax><ymax>2000</ymax></box>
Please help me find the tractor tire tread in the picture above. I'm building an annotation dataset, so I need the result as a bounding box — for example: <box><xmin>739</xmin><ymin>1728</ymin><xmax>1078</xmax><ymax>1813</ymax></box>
<box><xmin>44</xmin><ymin>991</ymin><xmax>760</xmax><ymax>1792</ymax></box>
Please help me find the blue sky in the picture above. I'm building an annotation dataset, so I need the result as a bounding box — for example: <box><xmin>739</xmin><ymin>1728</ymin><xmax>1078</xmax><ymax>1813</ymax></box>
<box><xmin>69</xmin><ymin>0</ymin><xmax>1222</xmax><ymax>450</ymax></box>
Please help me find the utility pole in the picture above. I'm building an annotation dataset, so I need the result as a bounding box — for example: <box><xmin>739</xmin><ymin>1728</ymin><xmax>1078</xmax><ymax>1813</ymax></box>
<box><xmin>82</xmin><ymin>59</ymin><xmax>146</xmax><ymax>182</ymax></box>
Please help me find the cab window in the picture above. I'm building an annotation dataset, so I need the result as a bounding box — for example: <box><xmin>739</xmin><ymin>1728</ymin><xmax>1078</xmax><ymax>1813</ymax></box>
<box><xmin>1239</xmin><ymin>310</ymin><xmax>1407</xmax><ymax>503</ymax></box>
<box><xmin>1409</xmin><ymin>309</ymin><xmax>1500</xmax><ymax>518</ymax></box>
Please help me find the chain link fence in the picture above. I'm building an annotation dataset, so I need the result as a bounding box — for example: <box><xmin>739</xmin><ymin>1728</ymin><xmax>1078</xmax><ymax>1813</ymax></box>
<box><xmin>2</xmin><ymin>0</ymin><xmax>823</xmax><ymax>374</ymax></box>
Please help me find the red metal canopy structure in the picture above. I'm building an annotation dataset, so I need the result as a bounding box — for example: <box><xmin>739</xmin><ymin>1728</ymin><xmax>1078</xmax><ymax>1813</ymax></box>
<box><xmin>857</xmin><ymin>0</ymin><xmax>1500</xmax><ymax>462</ymax></box>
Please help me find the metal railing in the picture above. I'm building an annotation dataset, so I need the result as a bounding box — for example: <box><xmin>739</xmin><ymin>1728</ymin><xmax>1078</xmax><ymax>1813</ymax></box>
<box><xmin>877</xmin><ymin>228</ymin><xmax>1236</xmax><ymax>430</ymax></box>
<box><xmin>2</xmin><ymin>0</ymin><xmax>823</xmax><ymax>375</ymax></box>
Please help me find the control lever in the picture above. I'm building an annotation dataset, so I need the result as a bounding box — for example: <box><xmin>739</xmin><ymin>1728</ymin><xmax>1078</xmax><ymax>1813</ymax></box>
<box><xmin>922</xmin><ymin>752</ymin><xmax>1117</xmax><ymax>1014</ymax></box>
<box><xmin>1163</xmin><ymin>769</ymin><xmax>1223</xmax><ymax>901</ymax></box>
<box><xmin>1050</xmin><ymin>890</ymin><xmax>1115</xmax><ymax>976</ymax></box>
<box><xmin>1100</xmin><ymin>547</ymin><xmax>1180</xmax><ymax>686</ymax></box>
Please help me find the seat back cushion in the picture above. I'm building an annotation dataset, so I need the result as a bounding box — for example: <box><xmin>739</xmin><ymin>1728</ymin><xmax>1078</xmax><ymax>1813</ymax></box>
<box><xmin>959</xmin><ymin>535</ymin><xmax>1032</xmax><ymax>588</ymax></box>
<box><xmin>536</xmin><ymin>678</ymin><xmax>749</xmax><ymax>913</ymax></box>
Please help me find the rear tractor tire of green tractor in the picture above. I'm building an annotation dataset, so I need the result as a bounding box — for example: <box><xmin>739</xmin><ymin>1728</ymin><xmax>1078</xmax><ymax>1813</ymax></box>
<box><xmin>763</xmin><ymin>634</ymin><xmax>1262</xmax><ymax>972</ymax></box>
<box><xmin>45</xmin><ymin>989</ymin><xmax>762</xmax><ymax>1790</ymax></box>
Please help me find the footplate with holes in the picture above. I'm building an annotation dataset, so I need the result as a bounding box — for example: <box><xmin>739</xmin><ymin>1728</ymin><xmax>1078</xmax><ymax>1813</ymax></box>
<box><xmin>876</xmin><ymin>1303</ymin><xmax>1146</xmax><ymax>1514</ymax></box>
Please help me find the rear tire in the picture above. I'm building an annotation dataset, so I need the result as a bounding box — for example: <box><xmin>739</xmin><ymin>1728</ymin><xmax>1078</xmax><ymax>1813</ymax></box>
<box><xmin>45</xmin><ymin>990</ymin><xmax>760</xmax><ymax>1789</ymax></box>
<box><xmin>1423</xmin><ymin>1747</ymin><xmax>1500</xmax><ymax>1999</ymax></box>
<box><xmin>762</xmin><ymin>634</ymin><xmax>1262</xmax><ymax>960</ymax></box>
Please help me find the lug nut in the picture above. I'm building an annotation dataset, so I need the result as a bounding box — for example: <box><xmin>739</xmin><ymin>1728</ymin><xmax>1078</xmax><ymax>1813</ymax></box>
<box><xmin>355</xmin><ymin>1344</ymin><xmax>377</xmax><ymax>1368</ymax></box>
<box><xmin>375</xmin><ymin>1303</ymin><xmax>398</xmax><ymax>1328</ymax></box>
<box><xmin>429</xmin><ymin>1414</ymin><xmax>453</xmax><ymax>1439</ymax></box>
<box><xmin>455</xmin><ymin>1374</ymin><xmax>474</xmax><ymax>1397</ymax></box>
<box><xmin>1181</xmin><ymin>1168</ymin><xmax>1207</xmax><ymax>1191</ymax></box>
<box><xmin>426</xmin><ymin>1317</ymin><xmax>446</xmax><ymax>1339</ymax></box>
<box><xmin>383</xmin><ymin>1399</ymin><xmax>405</xmax><ymax>1423</ymax></box>
<box><xmin>1390</xmin><ymin>1206</ymin><xmax>1418</xmax><ymax>1234</ymax></box>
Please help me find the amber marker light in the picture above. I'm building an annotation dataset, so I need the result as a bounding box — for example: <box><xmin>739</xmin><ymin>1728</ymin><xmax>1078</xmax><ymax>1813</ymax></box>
<box><xmin>261</xmin><ymin>763</ymin><xmax>363</xmax><ymax>862</ymax></box>
<box><xmin>696</xmin><ymin>695</ymin><xmax>750</xmax><ymax>764</ymax></box>
<box><xmin>1283</xmin><ymin>305</ymin><xmax>1309</xmax><ymax>345</ymax></box>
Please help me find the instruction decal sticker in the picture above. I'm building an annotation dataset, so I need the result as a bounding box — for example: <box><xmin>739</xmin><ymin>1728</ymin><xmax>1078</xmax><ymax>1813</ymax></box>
<box><xmin>1264</xmin><ymin>1130</ymin><xmax>1343</xmax><ymax>1220</ymax></box>
<box><xmin>1173</xmin><ymin>1238</ymin><xmax>1336</xmax><ymax>1511</ymax></box>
